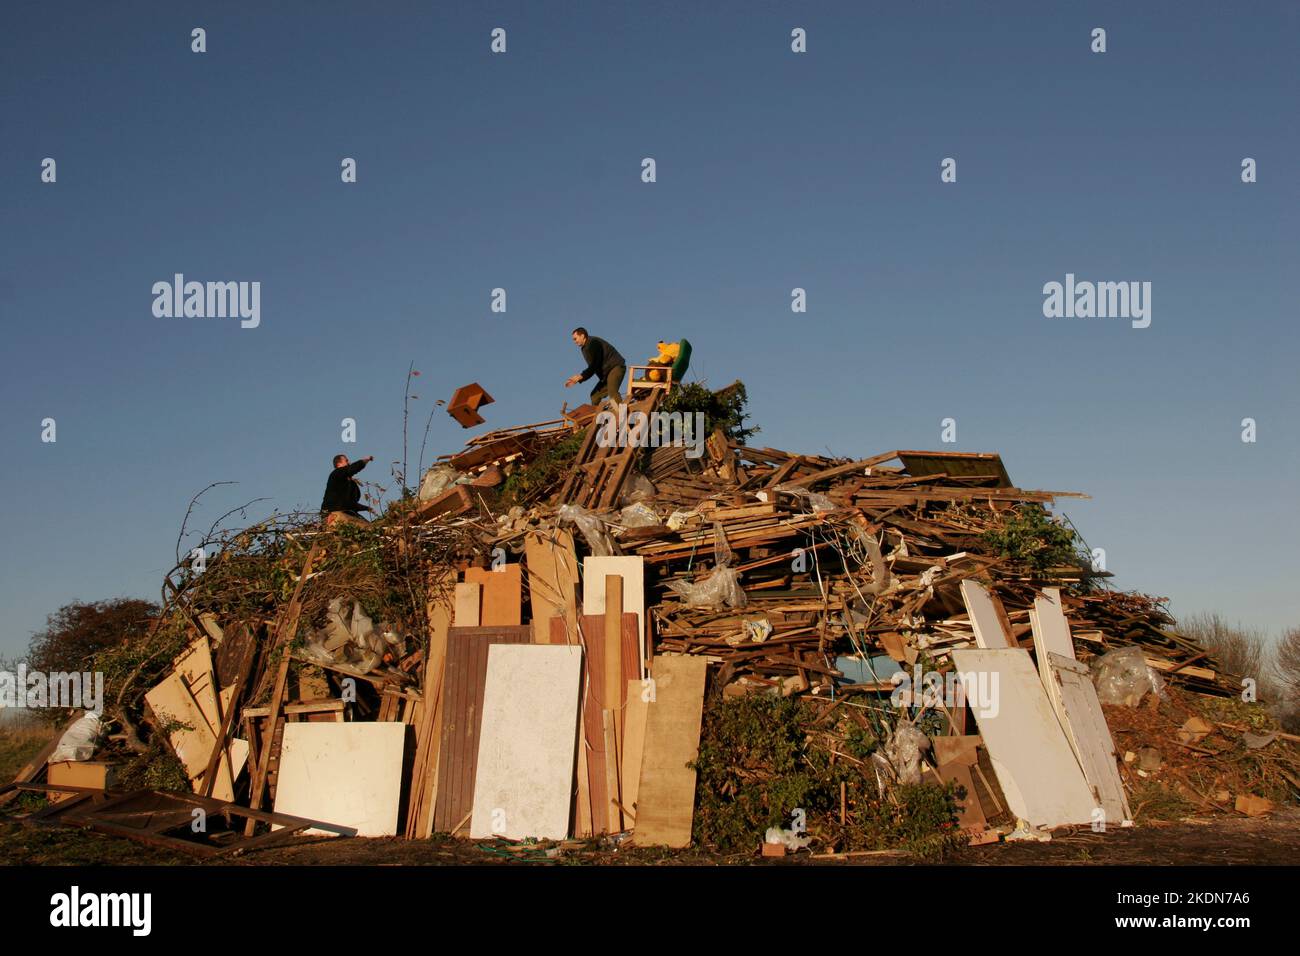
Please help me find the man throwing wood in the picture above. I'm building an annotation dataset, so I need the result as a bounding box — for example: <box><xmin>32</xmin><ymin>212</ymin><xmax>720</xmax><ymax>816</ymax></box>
<box><xmin>564</xmin><ymin>327</ymin><xmax>626</xmax><ymax>408</ymax></box>
<box><xmin>320</xmin><ymin>453</ymin><xmax>374</xmax><ymax>524</ymax></box>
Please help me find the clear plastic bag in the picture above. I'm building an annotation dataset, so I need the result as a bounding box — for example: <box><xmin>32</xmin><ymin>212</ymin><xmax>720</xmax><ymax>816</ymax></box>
<box><xmin>1091</xmin><ymin>645</ymin><xmax>1165</xmax><ymax>707</ymax></box>
<box><xmin>619</xmin><ymin>502</ymin><xmax>660</xmax><ymax>528</ymax></box>
<box><xmin>773</xmin><ymin>483</ymin><xmax>835</xmax><ymax>513</ymax></box>
<box><xmin>665</xmin><ymin>522</ymin><xmax>746</xmax><ymax>607</ymax></box>
<box><xmin>619</xmin><ymin>472</ymin><xmax>657</xmax><ymax>505</ymax></box>
<box><xmin>883</xmin><ymin>721</ymin><xmax>929</xmax><ymax>786</ymax></box>
<box><xmin>557</xmin><ymin>503</ymin><xmax>618</xmax><ymax>557</ymax></box>
<box><xmin>667</xmin><ymin>566</ymin><xmax>746</xmax><ymax>608</ymax></box>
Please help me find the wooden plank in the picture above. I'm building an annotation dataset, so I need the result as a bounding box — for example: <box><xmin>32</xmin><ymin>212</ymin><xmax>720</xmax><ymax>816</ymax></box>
<box><xmin>1046</xmin><ymin>652</ymin><xmax>1132</xmax><ymax>826</ymax></box>
<box><xmin>779</xmin><ymin>451</ymin><xmax>899</xmax><ymax>488</ymax></box>
<box><xmin>244</xmin><ymin>545</ymin><xmax>320</xmax><ymax>834</ymax></box>
<box><xmin>604</xmin><ymin>573</ymin><xmax>624</xmax><ymax>831</ymax></box>
<box><xmin>960</xmin><ymin>580</ymin><xmax>1012</xmax><ymax>649</ymax></box>
<box><xmin>454</xmin><ymin>582</ymin><xmax>482</xmax><ymax>627</ymax></box>
<box><xmin>199</xmin><ymin>624</ymin><xmax>256</xmax><ymax>798</ymax></box>
<box><xmin>465</xmin><ymin>564</ymin><xmax>523</xmax><ymax>627</ymax></box>
<box><xmin>633</xmin><ymin>654</ymin><xmax>708</xmax><ymax>847</ymax></box>
<box><xmin>470</xmin><ymin>644</ymin><xmax>583</xmax><ymax>839</ymax></box>
<box><xmin>951</xmin><ymin>648</ymin><xmax>1096</xmax><ymax>829</ymax></box>
<box><xmin>622</xmin><ymin>678</ymin><xmax>649</xmax><ymax>821</ymax></box>
<box><xmin>431</xmin><ymin>625</ymin><xmax>531</xmax><ymax>834</ymax></box>
<box><xmin>524</xmin><ymin>529</ymin><xmax>580</xmax><ymax>644</ymax></box>
<box><xmin>410</xmin><ymin>570</ymin><xmax>455</xmax><ymax>837</ymax></box>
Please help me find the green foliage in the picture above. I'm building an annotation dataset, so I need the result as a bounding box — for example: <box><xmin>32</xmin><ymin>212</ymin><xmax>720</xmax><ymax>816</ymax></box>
<box><xmin>691</xmin><ymin>692</ymin><xmax>835</xmax><ymax>851</ymax></box>
<box><xmin>690</xmin><ymin>692</ymin><xmax>962</xmax><ymax>858</ymax></box>
<box><xmin>853</xmin><ymin>783</ymin><xmax>965</xmax><ymax>859</ymax></box>
<box><xmin>114</xmin><ymin>720</ymin><xmax>192</xmax><ymax>793</ymax></box>
<box><xmin>980</xmin><ymin>506</ymin><xmax>1087</xmax><ymax>574</ymax></box>
<box><xmin>498</xmin><ymin>429</ymin><xmax>587</xmax><ymax>508</ymax></box>
<box><xmin>661</xmin><ymin>381</ymin><xmax>757</xmax><ymax>445</ymax></box>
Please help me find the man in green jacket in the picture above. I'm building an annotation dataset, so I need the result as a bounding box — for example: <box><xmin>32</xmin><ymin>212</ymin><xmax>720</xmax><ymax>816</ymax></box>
<box><xmin>564</xmin><ymin>327</ymin><xmax>626</xmax><ymax>407</ymax></box>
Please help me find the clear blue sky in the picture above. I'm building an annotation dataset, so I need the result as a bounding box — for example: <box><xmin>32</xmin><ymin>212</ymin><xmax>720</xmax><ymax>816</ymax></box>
<box><xmin>2</xmin><ymin>1</ymin><xmax>1296</xmax><ymax>658</ymax></box>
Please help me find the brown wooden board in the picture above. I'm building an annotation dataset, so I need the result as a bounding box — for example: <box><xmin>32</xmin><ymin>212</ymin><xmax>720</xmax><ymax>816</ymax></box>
<box><xmin>432</xmin><ymin>625</ymin><xmax>531</xmax><ymax>834</ymax></box>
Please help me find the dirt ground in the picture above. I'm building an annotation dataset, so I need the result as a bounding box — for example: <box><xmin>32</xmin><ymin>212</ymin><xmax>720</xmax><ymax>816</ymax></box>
<box><xmin>3</xmin><ymin>808</ymin><xmax>1298</xmax><ymax>867</ymax></box>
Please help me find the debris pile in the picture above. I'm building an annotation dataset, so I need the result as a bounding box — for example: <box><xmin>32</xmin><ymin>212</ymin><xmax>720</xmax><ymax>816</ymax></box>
<box><xmin>6</xmin><ymin>382</ymin><xmax>1296</xmax><ymax>858</ymax></box>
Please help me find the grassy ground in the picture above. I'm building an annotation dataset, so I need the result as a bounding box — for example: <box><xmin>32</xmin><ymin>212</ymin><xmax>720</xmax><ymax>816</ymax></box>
<box><xmin>0</xmin><ymin>723</ymin><xmax>53</xmax><ymax>784</ymax></box>
<box><xmin>4</xmin><ymin>805</ymin><xmax>1298</xmax><ymax>866</ymax></box>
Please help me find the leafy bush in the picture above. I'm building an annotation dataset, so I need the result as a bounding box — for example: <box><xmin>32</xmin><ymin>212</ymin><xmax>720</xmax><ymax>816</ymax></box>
<box><xmin>661</xmin><ymin>381</ymin><xmax>757</xmax><ymax>445</ymax></box>
<box><xmin>980</xmin><ymin>506</ymin><xmax>1088</xmax><ymax>574</ymax></box>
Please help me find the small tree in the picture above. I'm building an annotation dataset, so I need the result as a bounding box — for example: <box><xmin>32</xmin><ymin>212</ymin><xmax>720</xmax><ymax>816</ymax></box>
<box><xmin>27</xmin><ymin>599</ymin><xmax>159</xmax><ymax>680</ymax></box>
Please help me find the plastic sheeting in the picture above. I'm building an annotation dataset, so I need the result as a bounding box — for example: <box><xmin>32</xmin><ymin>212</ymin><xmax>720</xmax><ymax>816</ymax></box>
<box><xmin>665</xmin><ymin>523</ymin><xmax>747</xmax><ymax>608</ymax></box>
<box><xmin>557</xmin><ymin>503</ymin><xmax>618</xmax><ymax>557</ymax></box>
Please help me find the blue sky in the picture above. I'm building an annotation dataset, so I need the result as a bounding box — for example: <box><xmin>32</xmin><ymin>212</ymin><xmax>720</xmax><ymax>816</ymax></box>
<box><xmin>1</xmin><ymin>1</ymin><xmax>1296</xmax><ymax>657</ymax></box>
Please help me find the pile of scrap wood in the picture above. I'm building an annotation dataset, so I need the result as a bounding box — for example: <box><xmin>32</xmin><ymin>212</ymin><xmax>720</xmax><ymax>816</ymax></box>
<box><xmin>8</xmin><ymin>383</ymin><xmax>1295</xmax><ymax>855</ymax></box>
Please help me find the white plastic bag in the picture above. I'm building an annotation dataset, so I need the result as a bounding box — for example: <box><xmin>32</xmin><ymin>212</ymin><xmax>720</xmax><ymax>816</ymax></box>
<box><xmin>417</xmin><ymin>464</ymin><xmax>462</xmax><ymax>502</ymax></box>
<box><xmin>49</xmin><ymin>711</ymin><xmax>102</xmax><ymax>763</ymax></box>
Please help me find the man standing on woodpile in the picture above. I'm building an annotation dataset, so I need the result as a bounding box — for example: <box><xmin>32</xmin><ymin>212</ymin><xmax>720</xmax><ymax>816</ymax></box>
<box><xmin>564</xmin><ymin>327</ymin><xmax>626</xmax><ymax>408</ymax></box>
<box><xmin>320</xmin><ymin>453</ymin><xmax>374</xmax><ymax>525</ymax></box>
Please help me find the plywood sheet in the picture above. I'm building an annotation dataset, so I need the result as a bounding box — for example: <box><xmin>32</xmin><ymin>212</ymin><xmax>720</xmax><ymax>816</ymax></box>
<box><xmin>453</xmin><ymin>582</ymin><xmax>481</xmax><ymax>627</ymax></box>
<box><xmin>633</xmin><ymin>654</ymin><xmax>708</xmax><ymax>847</ymax></box>
<box><xmin>143</xmin><ymin>641</ymin><xmax>247</xmax><ymax>802</ymax></box>
<box><xmin>525</xmin><ymin>529</ymin><xmax>580</xmax><ymax>644</ymax></box>
<box><xmin>470</xmin><ymin>645</ymin><xmax>582</xmax><ymax>839</ymax></box>
<box><xmin>273</xmin><ymin>722</ymin><xmax>405</xmax><ymax>836</ymax></box>
<box><xmin>582</xmin><ymin>556</ymin><xmax>646</xmax><ymax>677</ymax></box>
<box><xmin>951</xmin><ymin>648</ymin><xmax>1096</xmax><ymax>829</ymax></box>
<box><xmin>465</xmin><ymin>565</ymin><xmax>523</xmax><ymax>626</ymax></box>
<box><xmin>960</xmin><ymin>581</ymin><xmax>1011</xmax><ymax>649</ymax></box>
<box><xmin>1047</xmin><ymin>652</ymin><xmax>1132</xmax><ymax>825</ymax></box>
<box><xmin>622</xmin><ymin>678</ymin><xmax>649</xmax><ymax>822</ymax></box>
<box><xmin>432</xmin><ymin>625</ymin><xmax>532</xmax><ymax>833</ymax></box>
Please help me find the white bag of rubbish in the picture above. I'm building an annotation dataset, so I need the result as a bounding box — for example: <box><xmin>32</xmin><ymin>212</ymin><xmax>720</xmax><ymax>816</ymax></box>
<box><xmin>49</xmin><ymin>711</ymin><xmax>103</xmax><ymax>763</ymax></box>
<box><xmin>417</xmin><ymin>464</ymin><xmax>463</xmax><ymax>502</ymax></box>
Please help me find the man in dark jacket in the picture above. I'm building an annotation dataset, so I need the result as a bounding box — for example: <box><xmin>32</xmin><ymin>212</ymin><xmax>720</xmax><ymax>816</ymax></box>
<box><xmin>321</xmin><ymin>454</ymin><xmax>374</xmax><ymax>520</ymax></box>
<box><xmin>564</xmin><ymin>327</ymin><xmax>626</xmax><ymax>407</ymax></box>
